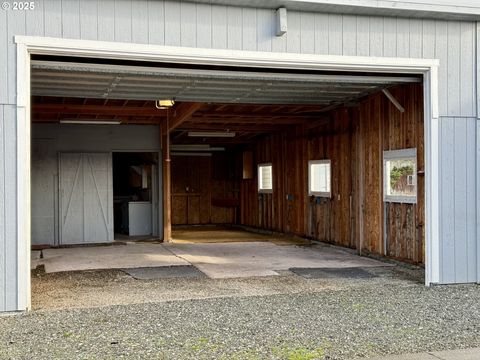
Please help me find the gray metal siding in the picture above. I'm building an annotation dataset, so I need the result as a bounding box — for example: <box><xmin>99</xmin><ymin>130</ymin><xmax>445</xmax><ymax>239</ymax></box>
<box><xmin>0</xmin><ymin>0</ymin><xmax>479</xmax><ymax>310</ymax></box>
<box><xmin>440</xmin><ymin>116</ymin><xmax>478</xmax><ymax>283</ymax></box>
<box><xmin>1</xmin><ymin>105</ymin><xmax>17</xmax><ymax>311</ymax></box>
<box><xmin>3</xmin><ymin>1</ymin><xmax>474</xmax><ymax>118</ymax></box>
<box><xmin>0</xmin><ymin>106</ymin><xmax>5</xmax><ymax>311</ymax></box>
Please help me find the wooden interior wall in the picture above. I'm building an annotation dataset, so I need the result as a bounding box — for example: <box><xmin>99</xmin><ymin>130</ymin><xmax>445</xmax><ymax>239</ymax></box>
<box><xmin>171</xmin><ymin>152</ymin><xmax>240</xmax><ymax>225</ymax></box>
<box><xmin>239</xmin><ymin>83</ymin><xmax>425</xmax><ymax>264</ymax></box>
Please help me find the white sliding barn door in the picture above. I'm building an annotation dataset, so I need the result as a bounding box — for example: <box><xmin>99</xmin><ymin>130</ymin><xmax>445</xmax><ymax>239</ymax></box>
<box><xmin>59</xmin><ymin>153</ymin><xmax>113</xmax><ymax>245</ymax></box>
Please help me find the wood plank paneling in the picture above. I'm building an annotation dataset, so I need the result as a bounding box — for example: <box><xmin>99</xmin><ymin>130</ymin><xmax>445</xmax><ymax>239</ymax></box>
<box><xmin>239</xmin><ymin>84</ymin><xmax>425</xmax><ymax>264</ymax></box>
<box><xmin>171</xmin><ymin>154</ymin><xmax>238</xmax><ymax>225</ymax></box>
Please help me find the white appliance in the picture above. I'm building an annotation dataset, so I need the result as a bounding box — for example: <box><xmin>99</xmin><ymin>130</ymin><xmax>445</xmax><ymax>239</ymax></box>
<box><xmin>128</xmin><ymin>201</ymin><xmax>152</xmax><ymax>236</ymax></box>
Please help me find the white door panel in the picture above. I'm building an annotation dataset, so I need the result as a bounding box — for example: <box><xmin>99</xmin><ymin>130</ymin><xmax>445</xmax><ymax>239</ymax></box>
<box><xmin>59</xmin><ymin>153</ymin><xmax>113</xmax><ymax>244</ymax></box>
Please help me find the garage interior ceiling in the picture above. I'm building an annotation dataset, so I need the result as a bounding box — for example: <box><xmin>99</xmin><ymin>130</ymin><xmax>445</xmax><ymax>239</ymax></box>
<box><xmin>31</xmin><ymin>60</ymin><xmax>421</xmax><ymax>105</ymax></box>
<box><xmin>31</xmin><ymin>59</ymin><xmax>421</xmax><ymax>145</ymax></box>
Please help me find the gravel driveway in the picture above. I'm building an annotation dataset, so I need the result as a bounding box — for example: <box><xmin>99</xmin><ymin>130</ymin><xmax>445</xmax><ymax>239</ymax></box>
<box><xmin>1</xmin><ymin>266</ymin><xmax>480</xmax><ymax>360</ymax></box>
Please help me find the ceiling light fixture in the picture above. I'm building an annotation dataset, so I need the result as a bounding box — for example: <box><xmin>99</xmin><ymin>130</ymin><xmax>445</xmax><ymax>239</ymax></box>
<box><xmin>187</xmin><ymin>131</ymin><xmax>236</xmax><ymax>138</ymax></box>
<box><xmin>170</xmin><ymin>144</ymin><xmax>225</xmax><ymax>152</ymax></box>
<box><xmin>155</xmin><ymin>99</ymin><xmax>175</xmax><ymax>109</ymax></box>
<box><xmin>60</xmin><ymin>119</ymin><xmax>122</xmax><ymax>125</ymax></box>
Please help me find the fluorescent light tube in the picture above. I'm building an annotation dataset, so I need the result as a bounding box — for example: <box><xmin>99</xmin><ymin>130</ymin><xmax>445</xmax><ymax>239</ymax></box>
<box><xmin>188</xmin><ymin>131</ymin><xmax>236</xmax><ymax>138</ymax></box>
<box><xmin>170</xmin><ymin>144</ymin><xmax>225</xmax><ymax>152</ymax></box>
<box><xmin>60</xmin><ymin>119</ymin><xmax>122</xmax><ymax>125</ymax></box>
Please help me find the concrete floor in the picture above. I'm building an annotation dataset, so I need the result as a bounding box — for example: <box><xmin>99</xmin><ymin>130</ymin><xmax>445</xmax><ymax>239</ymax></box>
<box><xmin>171</xmin><ymin>226</ymin><xmax>311</xmax><ymax>245</ymax></box>
<box><xmin>39</xmin><ymin>243</ymin><xmax>188</xmax><ymax>273</ymax></box>
<box><xmin>34</xmin><ymin>228</ymin><xmax>389</xmax><ymax>277</ymax></box>
<box><xmin>166</xmin><ymin>241</ymin><xmax>388</xmax><ymax>278</ymax></box>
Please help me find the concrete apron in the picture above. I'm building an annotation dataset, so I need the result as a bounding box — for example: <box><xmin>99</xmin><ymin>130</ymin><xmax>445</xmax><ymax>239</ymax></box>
<box><xmin>35</xmin><ymin>241</ymin><xmax>390</xmax><ymax>278</ymax></box>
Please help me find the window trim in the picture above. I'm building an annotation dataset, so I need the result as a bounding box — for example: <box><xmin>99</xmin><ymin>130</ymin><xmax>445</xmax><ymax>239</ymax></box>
<box><xmin>258</xmin><ymin>163</ymin><xmax>273</xmax><ymax>194</ymax></box>
<box><xmin>308</xmin><ymin>159</ymin><xmax>332</xmax><ymax>198</ymax></box>
<box><xmin>383</xmin><ymin>148</ymin><xmax>417</xmax><ymax>204</ymax></box>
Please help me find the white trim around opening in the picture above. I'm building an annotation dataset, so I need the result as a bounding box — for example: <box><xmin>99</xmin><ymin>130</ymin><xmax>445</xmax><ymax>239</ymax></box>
<box><xmin>14</xmin><ymin>36</ymin><xmax>439</xmax><ymax>310</ymax></box>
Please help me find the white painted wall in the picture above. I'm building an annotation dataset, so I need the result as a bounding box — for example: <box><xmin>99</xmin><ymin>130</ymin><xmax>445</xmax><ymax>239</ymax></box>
<box><xmin>31</xmin><ymin>124</ymin><xmax>160</xmax><ymax>247</ymax></box>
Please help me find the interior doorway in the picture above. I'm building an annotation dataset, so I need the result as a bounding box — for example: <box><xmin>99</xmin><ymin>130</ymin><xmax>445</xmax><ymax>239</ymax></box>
<box><xmin>112</xmin><ymin>152</ymin><xmax>160</xmax><ymax>239</ymax></box>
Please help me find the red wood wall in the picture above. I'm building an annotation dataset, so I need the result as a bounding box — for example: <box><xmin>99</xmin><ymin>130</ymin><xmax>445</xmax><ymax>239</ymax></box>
<box><xmin>239</xmin><ymin>83</ymin><xmax>425</xmax><ymax>264</ymax></box>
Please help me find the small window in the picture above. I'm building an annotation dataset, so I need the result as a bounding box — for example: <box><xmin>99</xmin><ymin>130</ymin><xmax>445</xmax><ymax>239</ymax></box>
<box><xmin>258</xmin><ymin>163</ymin><xmax>273</xmax><ymax>193</ymax></box>
<box><xmin>308</xmin><ymin>160</ymin><xmax>331</xmax><ymax>197</ymax></box>
<box><xmin>383</xmin><ymin>148</ymin><xmax>417</xmax><ymax>204</ymax></box>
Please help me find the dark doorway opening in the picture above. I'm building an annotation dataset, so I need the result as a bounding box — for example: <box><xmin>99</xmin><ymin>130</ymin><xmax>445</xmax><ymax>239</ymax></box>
<box><xmin>113</xmin><ymin>152</ymin><xmax>159</xmax><ymax>238</ymax></box>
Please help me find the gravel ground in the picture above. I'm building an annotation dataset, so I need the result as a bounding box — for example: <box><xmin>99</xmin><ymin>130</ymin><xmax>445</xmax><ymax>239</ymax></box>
<box><xmin>1</xmin><ymin>266</ymin><xmax>480</xmax><ymax>360</ymax></box>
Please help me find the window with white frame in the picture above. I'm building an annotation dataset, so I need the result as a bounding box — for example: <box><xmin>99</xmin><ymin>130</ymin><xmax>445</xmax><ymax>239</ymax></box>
<box><xmin>383</xmin><ymin>148</ymin><xmax>417</xmax><ymax>204</ymax></box>
<box><xmin>258</xmin><ymin>163</ymin><xmax>273</xmax><ymax>193</ymax></box>
<box><xmin>308</xmin><ymin>160</ymin><xmax>331</xmax><ymax>197</ymax></box>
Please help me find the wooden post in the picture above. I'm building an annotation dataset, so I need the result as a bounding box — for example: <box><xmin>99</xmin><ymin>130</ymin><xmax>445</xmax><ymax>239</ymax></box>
<box><xmin>161</xmin><ymin>117</ymin><xmax>172</xmax><ymax>242</ymax></box>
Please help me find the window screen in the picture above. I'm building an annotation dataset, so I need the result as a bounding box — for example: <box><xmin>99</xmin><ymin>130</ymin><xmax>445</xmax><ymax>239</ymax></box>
<box><xmin>308</xmin><ymin>160</ymin><xmax>331</xmax><ymax>197</ymax></box>
<box><xmin>383</xmin><ymin>148</ymin><xmax>417</xmax><ymax>204</ymax></box>
<box><xmin>258</xmin><ymin>163</ymin><xmax>273</xmax><ymax>193</ymax></box>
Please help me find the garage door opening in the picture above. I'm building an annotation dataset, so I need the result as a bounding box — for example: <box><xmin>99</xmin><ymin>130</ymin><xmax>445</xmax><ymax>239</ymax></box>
<box><xmin>29</xmin><ymin>58</ymin><xmax>425</xmax><ymax>250</ymax></box>
<box><xmin>24</xmin><ymin>48</ymin><xmax>434</xmax><ymax>311</ymax></box>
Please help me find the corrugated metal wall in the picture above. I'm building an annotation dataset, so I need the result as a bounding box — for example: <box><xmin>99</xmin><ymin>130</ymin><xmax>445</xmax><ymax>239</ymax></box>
<box><xmin>0</xmin><ymin>0</ymin><xmax>478</xmax><ymax>310</ymax></box>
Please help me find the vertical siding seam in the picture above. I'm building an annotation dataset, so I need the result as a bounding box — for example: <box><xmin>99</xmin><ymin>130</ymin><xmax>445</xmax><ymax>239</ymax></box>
<box><xmin>439</xmin><ymin>117</ymin><xmax>443</xmax><ymax>281</ymax></box>
<box><xmin>113</xmin><ymin>0</ymin><xmax>116</xmax><ymax>42</ymax></box>
<box><xmin>60</xmin><ymin>0</ymin><xmax>63</xmax><ymax>37</ymax></box>
<box><xmin>209</xmin><ymin>5</ymin><xmax>213</xmax><ymax>49</ymax></box>
<box><xmin>42</xmin><ymin>0</ymin><xmax>46</xmax><ymax>38</ymax></box>
<box><xmin>130</xmin><ymin>0</ymin><xmax>133</xmax><ymax>44</ymax></box>
<box><xmin>367</xmin><ymin>16</ymin><xmax>372</xmax><ymax>56</ymax></box>
<box><xmin>77</xmin><ymin>0</ymin><xmax>81</xmax><ymax>38</ymax></box>
<box><xmin>382</xmin><ymin>17</ymin><xmax>385</xmax><ymax>57</ymax></box>
<box><xmin>255</xmin><ymin>8</ymin><xmax>258</xmax><ymax>52</ymax></box>
<box><xmin>96</xmin><ymin>0</ymin><xmax>99</xmax><ymax>41</ymax></box>
<box><xmin>225</xmin><ymin>5</ymin><xmax>229</xmax><ymax>48</ymax></box>
<box><xmin>465</xmin><ymin>120</ymin><xmax>469</xmax><ymax>278</ymax></box>
<box><xmin>162</xmin><ymin>0</ymin><xmax>166</xmax><ymax>45</ymax></box>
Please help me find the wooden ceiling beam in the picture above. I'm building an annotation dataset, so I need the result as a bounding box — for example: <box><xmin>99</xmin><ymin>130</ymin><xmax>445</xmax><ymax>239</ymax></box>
<box><xmin>168</xmin><ymin>102</ymin><xmax>203</xmax><ymax>131</ymax></box>
<box><xmin>188</xmin><ymin>116</ymin><xmax>314</xmax><ymax>125</ymax></box>
<box><xmin>32</xmin><ymin>103</ymin><xmax>167</xmax><ymax>117</ymax></box>
<box><xmin>177</xmin><ymin>123</ymin><xmax>290</xmax><ymax>132</ymax></box>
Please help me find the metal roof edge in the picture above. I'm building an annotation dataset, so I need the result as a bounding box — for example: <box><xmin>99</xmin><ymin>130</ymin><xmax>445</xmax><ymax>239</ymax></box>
<box><xmin>189</xmin><ymin>0</ymin><xmax>480</xmax><ymax>20</ymax></box>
